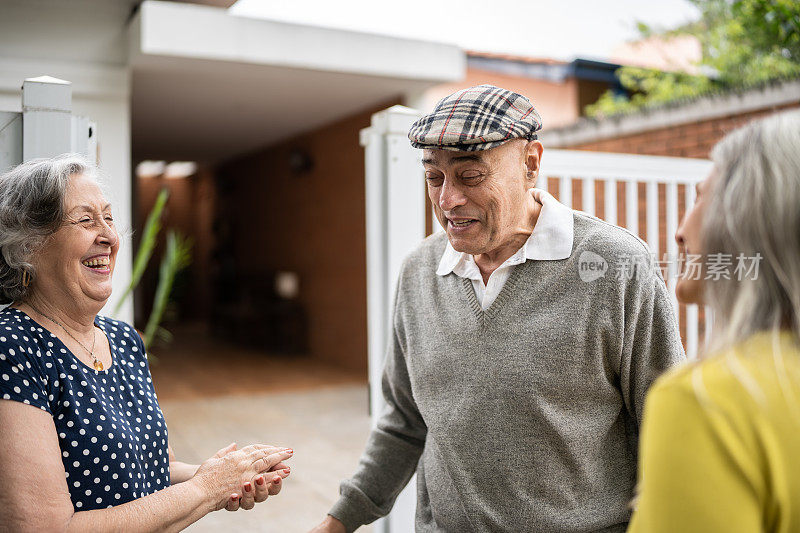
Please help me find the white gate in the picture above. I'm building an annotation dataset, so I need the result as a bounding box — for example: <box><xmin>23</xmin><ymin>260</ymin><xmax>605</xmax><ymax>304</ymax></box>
<box><xmin>361</xmin><ymin>106</ymin><xmax>712</xmax><ymax>532</ymax></box>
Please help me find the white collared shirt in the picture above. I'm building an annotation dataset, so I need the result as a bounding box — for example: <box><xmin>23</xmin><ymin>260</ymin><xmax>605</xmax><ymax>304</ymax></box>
<box><xmin>435</xmin><ymin>189</ymin><xmax>575</xmax><ymax>310</ymax></box>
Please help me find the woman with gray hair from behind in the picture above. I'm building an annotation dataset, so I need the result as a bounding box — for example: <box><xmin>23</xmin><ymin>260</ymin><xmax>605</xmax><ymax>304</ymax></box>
<box><xmin>0</xmin><ymin>154</ymin><xmax>293</xmax><ymax>531</ymax></box>
<box><xmin>629</xmin><ymin>110</ymin><xmax>800</xmax><ymax>531</ymax></box>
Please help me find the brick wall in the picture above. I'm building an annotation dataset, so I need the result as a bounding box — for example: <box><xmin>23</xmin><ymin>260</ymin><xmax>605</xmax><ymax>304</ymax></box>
<box><xmin>568</xmin><ymin>101</ymin><xmax>800</xmax><ymax>158</ymax></box>
<box><xmin>134</xmin><ymin>168</ymin><xmax>216</xmax><ymax>326</ymax></box>
<box><xmin>216</xmin><ymin>99</ymin><xmax>399</xmax><ymax>374</ymax></box>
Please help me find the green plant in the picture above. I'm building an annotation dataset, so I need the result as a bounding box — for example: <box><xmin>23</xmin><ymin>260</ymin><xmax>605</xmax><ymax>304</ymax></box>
<box><xmin>113</xmin><ymin>188</ymin><xmax>169</xmax><ymax>315</ymax></box>
<box><xmin>113</xmin><ymin>187</ymin><xmax>193</xmax><ymax>355</ymax></box>
<box><xmin>586</xmin><ymin>0</ymin><xmax>800</xmax><ymax>118</ymax></box>
<box><xmin>586</xmin><ymin>68</ymin><xmax>715</xmax><ymax>117</ymax></box>
<box><xmin>142</xmin><ymin>230</ymin><xmax>193</xmax><ymax>350</ymax></box>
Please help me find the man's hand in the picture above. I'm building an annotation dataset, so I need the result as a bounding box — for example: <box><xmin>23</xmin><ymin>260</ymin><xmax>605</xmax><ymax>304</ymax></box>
<box><xmin>308</xmin><ymin>515</ymin><xmax>346</xmax><ymax>533</ymax></box>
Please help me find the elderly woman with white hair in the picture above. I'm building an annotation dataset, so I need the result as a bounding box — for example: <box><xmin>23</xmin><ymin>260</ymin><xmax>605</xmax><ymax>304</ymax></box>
<box><xmin>629</xmin><ymin>110</ymin><xmax>800</xmax><ymax>531</ymax></box>
<box><xmin>0</xmin><ymin>155</ymin><xmax>293</xmax><ymax>531</ymax></box>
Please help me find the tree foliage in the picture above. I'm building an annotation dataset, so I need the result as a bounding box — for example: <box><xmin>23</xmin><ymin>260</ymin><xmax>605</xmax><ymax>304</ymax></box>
<box><xmin>586</xmin><ymin>0</ymin><xmax>800</xmax><ymax>118</ymax></box>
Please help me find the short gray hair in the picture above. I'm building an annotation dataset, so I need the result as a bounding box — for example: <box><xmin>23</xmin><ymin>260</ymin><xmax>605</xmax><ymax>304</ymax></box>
<box><xmin>0</xmin><ymin>154</ymin><xmax>98</xmax><ymax>304</ymax></box>
<box><xmin>703</xmin><ymin>109</ymin><xmax>800</xmax><ymax>350</ymax></box>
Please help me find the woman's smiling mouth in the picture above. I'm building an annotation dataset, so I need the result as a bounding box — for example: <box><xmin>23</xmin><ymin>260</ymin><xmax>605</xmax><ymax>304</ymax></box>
<box><xmin>81</xmin><ymin>255</ymin><xmax>111</xmax><ymax>272</ymax></box>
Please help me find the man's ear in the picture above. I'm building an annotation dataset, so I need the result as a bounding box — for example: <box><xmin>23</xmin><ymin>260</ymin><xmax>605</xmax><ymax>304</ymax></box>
<box><xmin>525</xmin><ymin>140</ymin><xmax>544</xmax><ymax>184</ymax></box>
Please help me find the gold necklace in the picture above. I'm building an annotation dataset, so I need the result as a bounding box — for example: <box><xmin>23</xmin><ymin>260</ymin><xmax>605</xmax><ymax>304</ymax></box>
<box><xmin>28</xmin><ymin>304</ymin><xmax>104</xmax><ymax>371</ymax></box>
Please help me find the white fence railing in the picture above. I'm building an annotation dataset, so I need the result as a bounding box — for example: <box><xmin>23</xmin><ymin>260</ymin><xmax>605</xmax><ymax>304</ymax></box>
<box><xmin>361</xmin><ymin>106</ymin><xmax>714</xmax><ymax>533</ymax></box>
<box><xmin>539</xmin><ymin>149</ymin><xmax>713</xmax><ymax>359</ymax></box>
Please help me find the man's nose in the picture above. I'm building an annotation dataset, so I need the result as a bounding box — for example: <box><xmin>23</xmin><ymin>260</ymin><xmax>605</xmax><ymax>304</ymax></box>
<box><xmin>438</xmin><ymin>177</ymin><xmax>466</xmax><ymax>212</ymax></box>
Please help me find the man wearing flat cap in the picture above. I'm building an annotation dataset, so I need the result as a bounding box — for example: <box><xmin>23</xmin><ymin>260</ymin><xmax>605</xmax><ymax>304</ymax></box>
<box><xmin>313</xmin><ymin>85</ymin><xmax>684</xmax><ymax>532</ymax></box>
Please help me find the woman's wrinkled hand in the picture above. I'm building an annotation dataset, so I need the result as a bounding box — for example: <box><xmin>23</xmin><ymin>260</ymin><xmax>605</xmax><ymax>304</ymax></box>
<box><xmin>225</xmin><ymin>450</ymin><xmax>292</xmax><ymax>512</ymax></box>
<box><xmin>189</xmin><ymin>442</ymin><xmax>293</xmax><ymax>512</ymax></box>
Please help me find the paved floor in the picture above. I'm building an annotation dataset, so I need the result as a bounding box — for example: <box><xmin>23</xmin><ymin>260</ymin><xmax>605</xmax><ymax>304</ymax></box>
<box><xmin>148</xmin><ymin>325</ymin><xmax>375</xmax><ymax>532</ymax></box>
<box><xmin>162</xmin><ymin>384</ymin><xmax>375</xmax><ymax>532</ymax></box>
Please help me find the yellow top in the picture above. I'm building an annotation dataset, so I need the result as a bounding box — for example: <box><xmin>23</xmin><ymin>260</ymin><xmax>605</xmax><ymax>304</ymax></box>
<box><xmin>629</xmin><ymin>331</ymin><xmax>800</xmax><ymax>533</ymax></box>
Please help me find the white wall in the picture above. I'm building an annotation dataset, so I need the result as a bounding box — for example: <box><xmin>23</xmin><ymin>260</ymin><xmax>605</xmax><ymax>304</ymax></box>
<box><xmin>0</xmin><ymin>0</ymin><xmax>135</xmax><ymax>322</ymax></box>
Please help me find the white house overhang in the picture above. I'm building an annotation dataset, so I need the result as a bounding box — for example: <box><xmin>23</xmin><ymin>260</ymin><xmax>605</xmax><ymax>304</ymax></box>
<box><xmin>130</xmin><ymin>0</ymin><xmax>465</xmax><ymax>163</ymax></box>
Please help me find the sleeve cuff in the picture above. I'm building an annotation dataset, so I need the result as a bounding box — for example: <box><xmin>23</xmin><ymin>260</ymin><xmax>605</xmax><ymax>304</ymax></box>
<box><xmin>328</xmin><ymin>495</ymin><xmax>374</xmax><ymax>533</ymax></box>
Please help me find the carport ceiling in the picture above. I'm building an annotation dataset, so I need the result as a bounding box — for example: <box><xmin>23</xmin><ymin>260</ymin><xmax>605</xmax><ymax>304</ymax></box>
<box><xmin>131</xmin><ymin>59</ymin><xmax>433</xmax><ymax>164</ymax></box>
<box><xmin>129</xmin><ymin>1</ymin><xmax>464</xmax><ymax>165</ymax></box>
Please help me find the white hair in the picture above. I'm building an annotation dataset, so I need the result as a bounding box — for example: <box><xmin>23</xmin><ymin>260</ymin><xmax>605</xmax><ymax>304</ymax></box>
<box><xmin>703</xmin><ymin>109</ymin><xmax>800</xmax><ymax>350</ymax></box>
<box><xmin>0</xmin><ymin>154</ymin><xmax>99</xmax><ymax>303</ymax></box>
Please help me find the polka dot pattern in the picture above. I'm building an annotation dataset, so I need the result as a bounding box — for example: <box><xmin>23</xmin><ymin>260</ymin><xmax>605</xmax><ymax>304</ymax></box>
<box><xmin>0</xmin><ymin>308</ymin><xmax>169</xmax><ymax>511</ymax></box>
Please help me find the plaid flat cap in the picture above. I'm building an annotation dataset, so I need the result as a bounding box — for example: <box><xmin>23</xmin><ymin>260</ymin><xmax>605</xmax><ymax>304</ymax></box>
<box><xmin>408</xmin><ymin>84</ymin><xmax>542</xmax><ymax>152</ymax></box>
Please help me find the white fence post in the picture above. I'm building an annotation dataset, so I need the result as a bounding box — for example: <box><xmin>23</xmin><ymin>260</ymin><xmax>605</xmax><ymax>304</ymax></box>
<box><xmin>21</xmin><ymin>76</ymin><xmax>96</xmax><ymax>163</ymax></box>
<box><xmin>22</xmin><ymin>76</ymin><xmax>72</xmax><ymax>161</ymax></box>
<box><xmin>665</xmin><ymin>182</ymin><xmax>679</xmax><ymax>317</ymax></box>
<box><xmin>360</xmin><ymin>105</ymin><xmax>425</xmax><ymax>533</ymax></box>
<box><xmin>581</xmin><ymin>177</ymin><xmax>595</xmax><ymax>216</ymax></box>
<box><xmin>604</xmin><ymin>179</ymin><xmax>617</xmax><ymax>225</ymax></box>
<box><xmin>646</xmin><ymin>181</ymin><xmax>659</xmax><ymax>258</ymax></box>
<box><xmin>559</xmin><ymin>176</ymin><xmax>572</xmax><ymax>208</ymax></box>
<box><xmin>2</xmin><ymin>76</ymin><xmax>98</xmax><ymax>168</ymax></box>
<box><xmin>685</xmin><ymin>184</ymin><xmax>699</xmax><ymax>358</ymax></box>
<box><xmin>625</xmin><ymin>181</ymin><xmax>639</xmax><ymax>237</ymax></box>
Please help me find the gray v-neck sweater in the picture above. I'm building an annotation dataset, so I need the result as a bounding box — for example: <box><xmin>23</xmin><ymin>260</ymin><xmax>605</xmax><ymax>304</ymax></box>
<box><xmin>330</xmin><ymin>212</ymin><xmax>685</xmax><ymax>532</ymax></box>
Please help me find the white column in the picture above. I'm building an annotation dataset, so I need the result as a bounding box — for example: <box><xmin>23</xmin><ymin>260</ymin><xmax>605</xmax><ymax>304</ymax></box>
<box><xmin>361</xmin><ymin>105</ymin><xmax>425</xmax><ymax>533</ymax></box>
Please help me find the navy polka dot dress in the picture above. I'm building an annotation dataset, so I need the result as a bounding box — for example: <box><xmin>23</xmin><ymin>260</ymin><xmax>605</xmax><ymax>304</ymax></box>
<box><xmin>0</xmin><ymin>307</ymin><xmax>170</xmax><ymax>510</ymax></box>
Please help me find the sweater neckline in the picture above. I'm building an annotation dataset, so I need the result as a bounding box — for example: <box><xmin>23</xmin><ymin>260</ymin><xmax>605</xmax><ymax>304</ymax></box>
<box><xmin>459</xmin><ymin>261</ymin><xmax>527</xmax><ymax>320</ymax></box>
